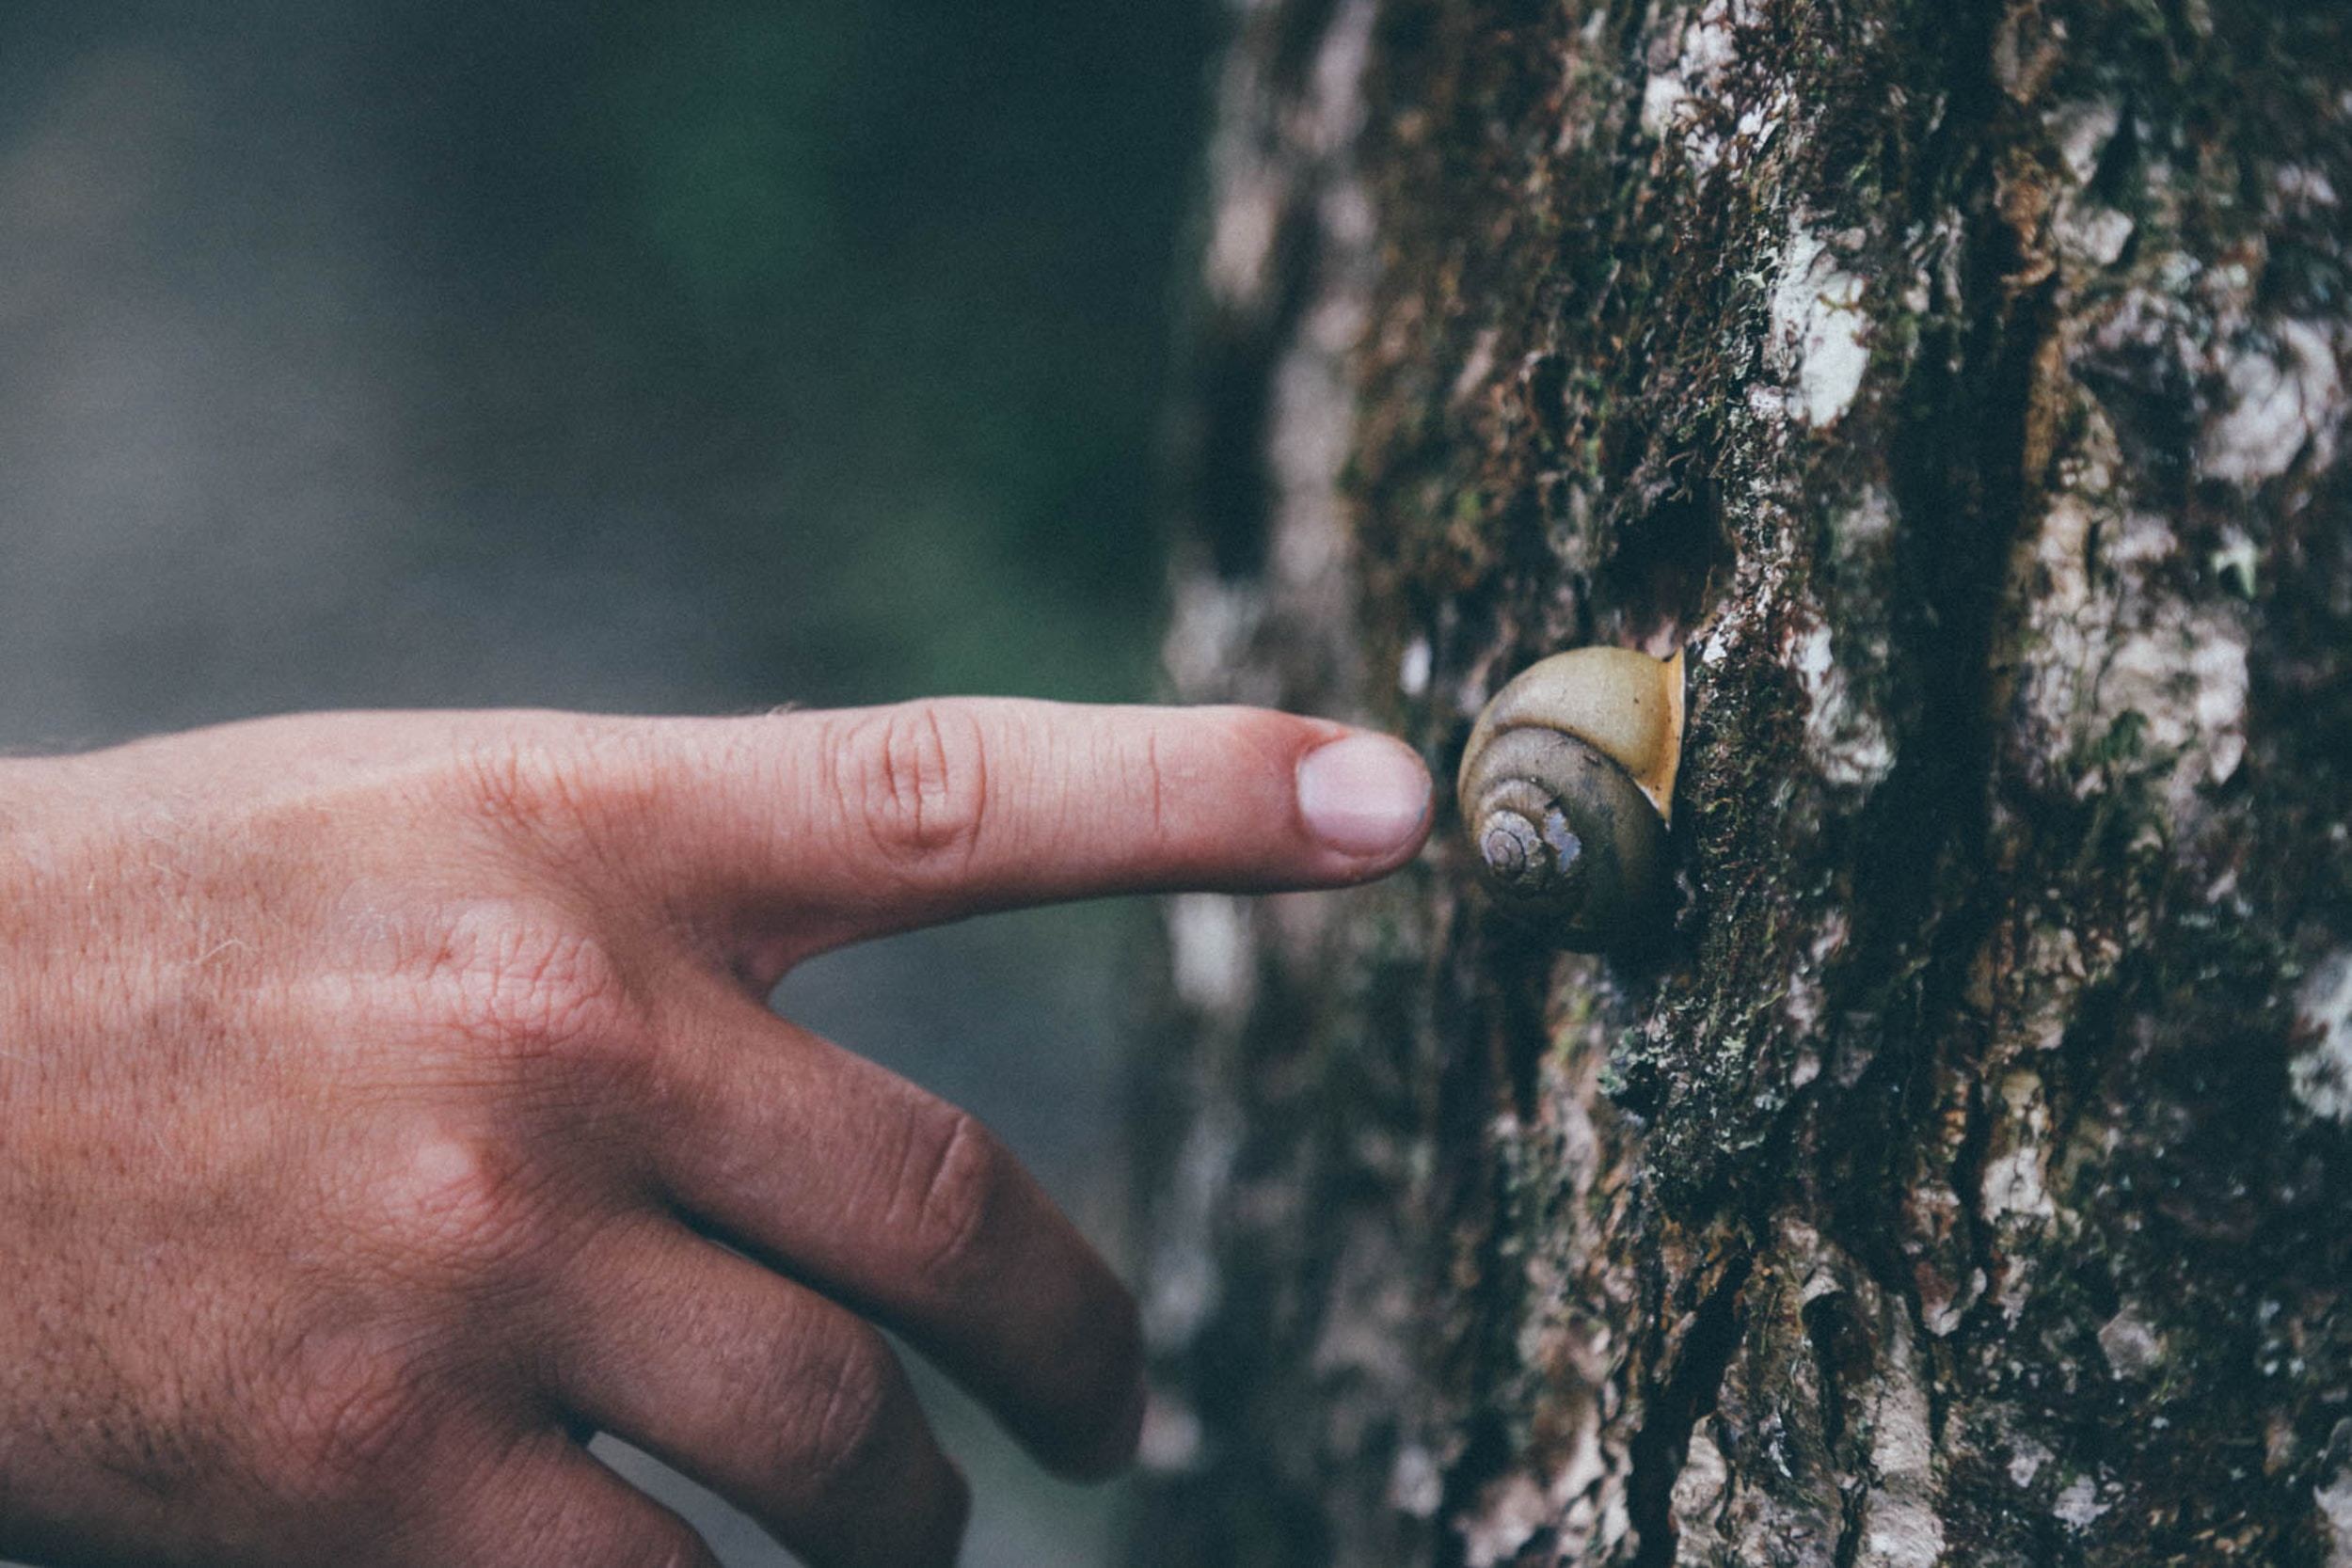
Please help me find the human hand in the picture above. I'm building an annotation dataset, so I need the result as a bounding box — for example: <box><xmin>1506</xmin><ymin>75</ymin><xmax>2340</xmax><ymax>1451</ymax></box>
<box><xmin>0</xmin><ymin>701</ymin><xmax>1431</xmax><ymax>1567</ymax></box>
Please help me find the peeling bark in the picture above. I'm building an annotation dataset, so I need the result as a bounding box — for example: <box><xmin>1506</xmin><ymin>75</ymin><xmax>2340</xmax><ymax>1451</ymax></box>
<box><xmin>1136</xmin><ymin>3</ymin><xmax>2352</xmax><ymax>1565</ymax></box>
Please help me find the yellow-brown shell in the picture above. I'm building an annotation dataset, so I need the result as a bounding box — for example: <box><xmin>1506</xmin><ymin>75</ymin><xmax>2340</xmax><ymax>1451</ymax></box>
<box><xmin>1456</xmin><ymin>647</ymin><xmax>1685</xmax><ymax>948</ymax></box>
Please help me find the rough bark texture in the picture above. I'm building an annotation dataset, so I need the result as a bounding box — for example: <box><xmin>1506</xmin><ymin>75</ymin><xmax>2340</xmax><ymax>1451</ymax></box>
<box><xmin>1135</xmin><ymin>3</ymin><xmax>2352</xmax><ymax>1565</ymax></box>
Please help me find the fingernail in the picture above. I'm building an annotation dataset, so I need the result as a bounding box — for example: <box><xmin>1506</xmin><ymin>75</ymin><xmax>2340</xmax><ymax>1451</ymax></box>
<box><xmin>1296</xmin><ymin>734</ymin><xmax>1432</xmax><ymax>857</ymax></box>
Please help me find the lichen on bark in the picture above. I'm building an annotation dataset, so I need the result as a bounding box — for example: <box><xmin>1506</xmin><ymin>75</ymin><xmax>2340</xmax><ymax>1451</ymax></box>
<box><xmin>1137</xmin><ymin>2</ymin><xmax>2352</xmax><ymax>1565</ymax></box>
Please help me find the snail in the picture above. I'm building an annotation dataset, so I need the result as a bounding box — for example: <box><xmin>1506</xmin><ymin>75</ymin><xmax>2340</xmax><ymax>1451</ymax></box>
<box><xmin>1455</xmin><ymin>646</ymin><xmax>1685</xmax><ymax>949</ymax></box>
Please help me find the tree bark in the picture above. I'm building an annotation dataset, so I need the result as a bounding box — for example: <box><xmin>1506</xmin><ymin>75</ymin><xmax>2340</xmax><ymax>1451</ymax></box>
<box><xmin>1135</xmin><ymin>3</ymin><xmax>2352</xmax><ymax>1565</ymax></box>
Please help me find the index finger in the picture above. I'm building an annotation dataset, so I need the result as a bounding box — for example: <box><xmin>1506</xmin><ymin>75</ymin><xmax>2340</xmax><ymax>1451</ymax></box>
<box><xmin>598</xmin><ymin>700</ymin><xmax>1432</xmax><ymax>959</ymax></box>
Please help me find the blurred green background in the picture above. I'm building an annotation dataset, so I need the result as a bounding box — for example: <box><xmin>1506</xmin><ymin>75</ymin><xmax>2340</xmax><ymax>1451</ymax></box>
<box><xmin>0</xmin><ymin>1</ymin><xmax>1212</xmax><ymax>1561</ymax></box>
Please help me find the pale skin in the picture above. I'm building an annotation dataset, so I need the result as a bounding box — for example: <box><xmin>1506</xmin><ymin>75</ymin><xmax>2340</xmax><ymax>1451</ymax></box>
<box><xmin>0</xmin><ymin>700</ymin><xmax>1432</xmax><ymax>1567</ymax></box>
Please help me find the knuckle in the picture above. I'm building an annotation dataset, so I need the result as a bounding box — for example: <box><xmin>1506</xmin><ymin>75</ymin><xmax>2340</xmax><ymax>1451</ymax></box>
<box><xmin>451</xmin><ymin>721</ymin><xmax>669</xmax><ymax>874</ymax></box>
<box><xmin>888</xmin><ymin>1104</ymin><xmax>1012</xmax><ymax>1296</ymax></box>
<box><xmin>837</xmin><ymin>702</ymin><xmax>993</xmax><ymax>880</ymax></box>
<box><xmin>425</xmin><ymin>902</ymin><xmax>642</xmax><ymax>1068</ymax></box>
<box><xmin>787</xmin><ymin>1327</ymin><xmax>895</xmax><ymax>1495</ymax></box>
<box><xmin>367</xmin><ymin>1132</ymin><xmax>546</xmax><ymax>1279</ymax></box>
<box><xmin>454</xmin><ymin>731</ymin><xmax>594</xmax><ymax>846</ymax></box>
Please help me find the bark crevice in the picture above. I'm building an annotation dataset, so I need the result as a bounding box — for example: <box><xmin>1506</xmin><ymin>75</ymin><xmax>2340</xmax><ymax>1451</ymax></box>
<box><xmin>1625</xmin><ymin>1251</ymin><xmax>1753</xmax><ymax>1568</ymax></box>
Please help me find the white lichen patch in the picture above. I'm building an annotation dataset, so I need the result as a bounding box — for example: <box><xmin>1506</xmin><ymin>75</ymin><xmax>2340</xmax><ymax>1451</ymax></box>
<box><xmin>2094</xmin><ymin>601</ymin><xmax>2251</xmax><ymax>794</ymax></box>
<box><xmin>1168</xmin><ymin>894</ymin><xmax>1255</xmax><ymax>1019</ymax></box>
<box><xmin>1733</xmin><ymin>94</ymin><xmax>1784</xmax><ymax>150</ymax></box>
<box><xmin>1640</xmin><ymin>0</ymin><xmax>1741</xmax><ymax>144</ymax></box>
<box><xmin>2096</xmin><ymin>1305</ymin><xmax>2164</xmax><ymax>1378</ymax></box>
<box><xmin>2010</xmin><ymin>485</ymin><xmax>2252</xmax><ymax>817</ymax></box>
<box><xmin>1450</xmin><ymin>325</ymin><xmax>1500</xmax><ymax>404</ymax></box>
<box><xmin>1792</xmin><ymin>615</ymin><xmax>1896</xmax><ymax>790</ymax></box>
<box><xmin>2199</xmin><ymin>319</ymin><xmax>2344</xmax><ymax>487</ymax></box>
<box><xmin>2048</xmin><ymin>99</ymin><xmax>2122</xmax><ymax>186</ymax></box>
<box><xmin>2274</xmin><ymin>164</ymin><xmax>2341</xmax><ymax>215</ymax></box>
<box><xmin>1455</xmin><ymin>1431</ymin><xmax>1623</xmax><ymax>1568</ymax></box>
<box><xmin>1636</xmin><ymin>1</ymin><xmax>1788</xmax><ymax>175</ymax></box>
<box><xmin>2009</xmin><ymin>1436</ymin><xmax>2056</xmax><ymax>1488</ymax></box>
<box><xmin>1309</xmin><ymin>1217</ymin><xmax>1416</xmax><ymax>1386</ymax></box>
<box><xmin>1696</xmin><ymin>585</ymin><xmax>1761</xmax><ymax>667</ymax></box>
<box><xmin>1142</xmin><ymin>1108</ymin><xmax>1240</xmax><ymax>1349</ymax></box>
<box><xmin>2291</xmin><ymin>950</ymin><xmax>2352</xmax><ymax>1125</ymax></box>
<box><xmin>2053</xmin><ymin>1474</ymin><xmax>2111</xmax><ymax>1531</ymax></box>
<box><xmin>1390</xmin><ymin>1442</ymin><xmax>1444</xmax><ymax>1519</ymax></box>
<box><xmin>1398</xmin><ymin>634</ymin><xmax>1433</xmax><ymax>697</ymax></box>
<box><xmin>1669</xmin><ymin>1428</ymin><xmax>1731</xmax><ymax>1536</ymax></box>
<box><xmin>1640</xmin><ymin>73</ymin><xmax>1692</xmax><ymax>145</ymax></box>
<box><xmin>2317</xmin><ymin>1419</ymin><xmax>2352</xmax><ymax>1568</ymax></box>
<box><xmin>1304</xmin><ymin>0</ymin><xmax>1376</xmax><ymax>159</ymax></box>
<box><xmin>1982</xmin><ymin>1070</ymin><xmax>2057</xmax><ymax>1227</ymax></box>
<box><xmin>2014</xmin><ymin>921</ymin><xmax>2122</xmax><ymax>1053</ymax></box>
<box><xmin>1835</xmin><ymin>485</ymin><xmax>1896</xmax><ymax>551</ymax></box>
<box><xmin>2210</xmin><ymin>530</ymin><xmax>2260</xmax><ymax>597</ymax></box>
<box><xmin>2056</xmin><ymin>201</ymin><xmax>2135</xmax><ymax>269</ymax></box>
<box><xmin>1136</xmin><ymin>1391</ymin><xmax>1205</xmax><ymax>1473</ymax></box>
<box><xmin>1853</xmin><ymin>1316</ymin><xmax>1947</xmax><ymax>1568</ymax></box>
<box><xmin>1204</xmin><ymin>162</ymin><xmax>1282</xmax><ymax>308</ymax></box>
<box><xmin>1784</xmin><ymin>911</ymin><xmax>1851</xmax><ymax>1069</ymax></box>
<box><xmin>1770</xmin><ymin>219</ymin><xmax>1872</xmax><ymax>427</ymax></box>
<box><xmin>1982</xmin><ymin>1144</ymin><xmax>2052</xmax><ymax>1229</ymax></box>
<box><xmin>1458</xmin><ymin>1470</ymin><xmax>1549</xmax><ymax>1568</ymax></box>
<box><xmin>1163</xmin><ymin>575</ymin><xmax>1272</xmax><ymax>703</ymax></box>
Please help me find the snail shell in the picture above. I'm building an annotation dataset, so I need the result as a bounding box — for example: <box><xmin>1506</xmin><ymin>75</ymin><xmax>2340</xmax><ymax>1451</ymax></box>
<box><xmin>1456</xmin><ymin>647</ymin><xmax>1685</xmax><ymax>948</ymax></box>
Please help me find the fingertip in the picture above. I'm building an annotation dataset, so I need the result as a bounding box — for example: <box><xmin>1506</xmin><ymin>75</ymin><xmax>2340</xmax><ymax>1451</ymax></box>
<box><xmin>919</xmin><ymin>1451</ymin><xmax>975</xmax><ymax>1565</ymax></box>
<box><xmin>1004</xmin><ymin>1267</ymin><xmax>1146</xmax><ymax>1483</ymax></box>
<box><xmin>1059</xmin><ymin>1338</ymin><xmax>1150</xmax><ymax>1482</ymax></box>
<box><xmin>1040</xmin><ymin>1382</ymin><xmax>1146</xmax><ymax>1484</ymax></box>
<box><xmin>1294</xmin><ymin>731</ymin><xmax>1434</xmax><ymax>867</ymax></box>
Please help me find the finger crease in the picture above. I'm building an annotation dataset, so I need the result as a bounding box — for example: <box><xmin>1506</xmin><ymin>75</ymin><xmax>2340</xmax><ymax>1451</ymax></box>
<box><xmin>917</xmin><ymin>705</ymin><xmax>946</xmax><ymax>847</ymax></box>
<box><xmin>1145</xmin><ymin>730</ymin><xmax>1167</xmax><ymax>843</ymax></box>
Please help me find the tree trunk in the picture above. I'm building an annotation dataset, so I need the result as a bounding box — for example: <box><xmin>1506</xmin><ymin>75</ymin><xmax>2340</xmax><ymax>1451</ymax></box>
<box><xmin>1134</xmin><ymin>3</ymin><xmax>2352</xmax><ymax>1565</ymax></box>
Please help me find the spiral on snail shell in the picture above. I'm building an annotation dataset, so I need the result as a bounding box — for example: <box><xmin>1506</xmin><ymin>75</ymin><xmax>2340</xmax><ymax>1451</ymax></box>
<box><xmin>1455</xmin><ymin>646</ymin><xmax>1685</xmax><ymax>949</ymax></box>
